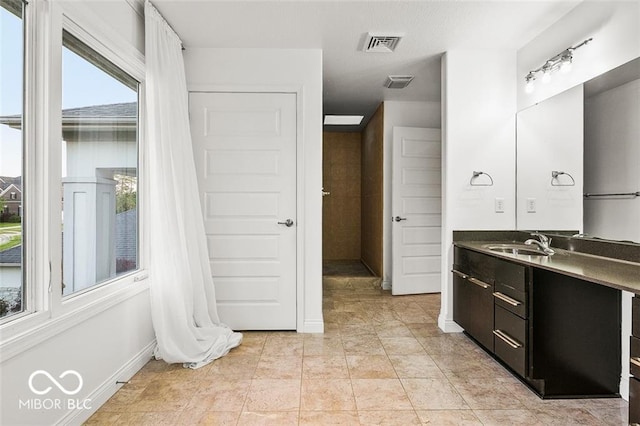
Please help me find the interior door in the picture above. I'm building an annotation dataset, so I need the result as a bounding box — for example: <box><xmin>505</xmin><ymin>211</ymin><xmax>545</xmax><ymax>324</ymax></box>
<box><xmin>391</xmin><ymin>127</ymin><xmax>442</xmax><ymax>295</ymax></box>
<box><xmin>190</xmin><ymin>92</ymin><xmax>297</xmax><ymax>330</ymax></box>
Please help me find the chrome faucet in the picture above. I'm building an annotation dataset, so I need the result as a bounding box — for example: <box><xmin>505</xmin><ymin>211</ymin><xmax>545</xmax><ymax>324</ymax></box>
<box><xmin>524</xmin><ymin>232</ymin><xmax>555</xmax><ymax>255</ymax></box>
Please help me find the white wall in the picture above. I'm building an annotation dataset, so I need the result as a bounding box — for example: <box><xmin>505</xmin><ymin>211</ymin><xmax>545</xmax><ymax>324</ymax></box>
<box><xmin>516</xmin><ymin>85</ymin><xmax>583</xmax><ymax>231</ymax></box>
<box><xmin>440</xmin><ymin>50</ymin><xmax>517</xmax><ymax>332</ymax></box>
<box><xmin>0</xmin><ymin>2</ymin><xmax>155</xmax><ymax>424</ymax></box>
<box><xmin>0</xmin><ymin>291</ymin><xmax>155</xmax><ymax>425</ymax></box>
<box><xmin>382</xmin><ymin>101</ymin><xmax>441</xmax><ymax>289</ymax></box>
<box><xmin>61</xmin><ymin>0</ymin><xmax>145</xmax><ymax>55</ymax></box>
<box><xmin>517</xmin><ymin>1</ymin><xmax>640</xmax><ymax>110</ymax></box>
<box><xmin>66</xmin><ymin>141</ymin><xmax>137</xmax><ymax>176</ymax></box>
<box><xmin>584</xmin><ymin>79</ymin><xmax>640</xmax><ymax>242</ymax></box>
<box><xmin>184</xmin><ymin>48</ymin><xmax>324</xmax><ymax>333</ymax></box>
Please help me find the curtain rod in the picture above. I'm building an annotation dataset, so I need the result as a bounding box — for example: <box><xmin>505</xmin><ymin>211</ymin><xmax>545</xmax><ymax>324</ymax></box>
<box><xmin>145</xmin><ymin>0</ymin><xmax>185</xmax><ymax>50</ymax></box>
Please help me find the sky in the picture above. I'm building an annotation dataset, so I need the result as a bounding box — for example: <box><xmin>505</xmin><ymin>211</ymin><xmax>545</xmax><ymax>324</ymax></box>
<box><xmin>0</xmin><ymin>6</ymin><xmax>137</xmax><ymax>178</ymax></box>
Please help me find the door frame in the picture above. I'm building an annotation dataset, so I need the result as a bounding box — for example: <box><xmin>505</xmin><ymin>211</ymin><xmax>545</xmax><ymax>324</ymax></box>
<box><xmin>188</xmin><ymin>84</ymin><xmax>312</xmax><ymax>332</ymax></box>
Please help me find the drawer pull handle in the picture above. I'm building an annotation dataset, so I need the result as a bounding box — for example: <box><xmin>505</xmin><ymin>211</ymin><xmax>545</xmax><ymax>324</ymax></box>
<box><xmin>451</xmin><ymin>269</ymin><xmax>468</xmax><ymax>280</ymax></box>
<box><xmin>467</xmin><ymin>277</ymin><xmax>490</xmax><ymax>289</ymax></box>
<box><xmin>451</xmin><ymin>269</ymin><xmax>489</xmax><ymax>289</ymax></box>
<box><xmin>493</xmin><ymin>292</ymin><xmax>521</xmax><ymax>306</ymax></box>
<box><xmin>631</xmin><ymin>357</ymin><xmax>640</xmax><ymax>368</ymax></box>
<box><xmin>493</xmin><ymin>329</ymin><xmax>523</xmax><ymax>349</ymax></box>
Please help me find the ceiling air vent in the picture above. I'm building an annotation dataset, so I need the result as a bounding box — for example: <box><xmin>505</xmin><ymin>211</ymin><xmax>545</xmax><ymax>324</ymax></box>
<box><xmin>384</xmin><ymin>75</ymin><xmax>414</xmax><ymax>89</ymax></box>
<box><xmin>363</xmin><ymin>33</ymin><xmax>403</xmax><ymax>53</ymax></box>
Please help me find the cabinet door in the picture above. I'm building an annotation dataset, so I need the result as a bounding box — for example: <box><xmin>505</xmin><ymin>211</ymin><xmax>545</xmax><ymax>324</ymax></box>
<box><xmin>531</xmin><ymin>268</ymin><xmax>620</xmax><ymax>397</ymax></box>
<box><xmin>453</xmin><ymin>271</ymin><xmax>494</xmax><ymax>351</ymax></box>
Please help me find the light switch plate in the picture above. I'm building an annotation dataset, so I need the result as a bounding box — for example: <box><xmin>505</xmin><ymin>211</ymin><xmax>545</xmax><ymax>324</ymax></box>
<box><xmin>526</xmin><ymin>198</ymin><xmax>536</xmax><ymax>213</ymax></box>
<box><xmin>495</xmin><ymin>198</ymin><xmax>505</xmax><ymax>213</ymax></box>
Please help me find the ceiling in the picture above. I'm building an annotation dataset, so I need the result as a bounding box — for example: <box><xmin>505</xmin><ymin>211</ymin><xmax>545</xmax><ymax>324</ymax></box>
<box><xmin>153</xmin><ymin>0</ymin><xmax>581</xmax><ymax>131</ymax></box>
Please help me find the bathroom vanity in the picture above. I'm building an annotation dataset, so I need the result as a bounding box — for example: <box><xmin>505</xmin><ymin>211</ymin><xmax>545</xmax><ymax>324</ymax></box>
<box><xmin>453</xmin><ymin>233</ymin><xmax>640</xmax><ymax>400</ymax></box>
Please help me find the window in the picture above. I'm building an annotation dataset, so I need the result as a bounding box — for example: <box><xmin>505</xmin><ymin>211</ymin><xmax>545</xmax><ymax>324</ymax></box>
<box><xmin>61</xmin><ymin>30</ymin><xmax>139</xmax><ymax>296</ymax></box>
<box><xmin>0</xmin><ymin>0</ymin><xmax>24</xmax><ymax>320</ymax></box>
<box><xmin>0</xmin><ymin>3</ymin><xmax>144</xmax><ymax>330</ymax></box>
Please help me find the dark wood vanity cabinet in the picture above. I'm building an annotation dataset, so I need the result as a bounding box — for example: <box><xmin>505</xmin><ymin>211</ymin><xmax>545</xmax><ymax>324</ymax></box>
<box><xmin>529</xmin><ymin>269</ymin><xmax>620</xmax><ymax>397</ymax></box>
<box><xmin>630</xmin><ymin>296</ymin><xmax>640</xmax><ymax>425</ymax></box>
<box><xmin>452</xmin><ymin>247</ymin><xmax>495</xmax><ymax>351</ymax></box>
<box><xmin>454</xmin><ymin>246</ymin><xmax>621</xmax><ymax>399</ymax></box>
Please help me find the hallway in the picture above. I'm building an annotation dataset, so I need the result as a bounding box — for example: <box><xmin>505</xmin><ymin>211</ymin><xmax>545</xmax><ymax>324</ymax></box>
<box><xmin>87</xmin><ymin>279</ymin><xmax>627</xmax><ymax>425</ymax></box>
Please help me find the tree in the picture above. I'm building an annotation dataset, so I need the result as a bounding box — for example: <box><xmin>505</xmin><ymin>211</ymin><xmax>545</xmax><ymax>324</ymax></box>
<box><xmin>115</xmin><ymin>174</ymin><xmax>137</xmax><ymax>213</ymax></box>
<box><xmin>0</xmin><ymin>299</ymin><xmax>7</xmax><ymax>317</ymax></box>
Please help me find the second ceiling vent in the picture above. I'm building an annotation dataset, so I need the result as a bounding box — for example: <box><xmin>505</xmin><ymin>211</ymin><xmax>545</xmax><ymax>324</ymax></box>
<box><xmin>363</xmin><ymin>33</ymin><xmax>403</xmax><ymax>53</ymax></box>
<box><xmin>384</xmin><ymin>75</ymin><xmax>414</xmax><ymax>89</ymax></box>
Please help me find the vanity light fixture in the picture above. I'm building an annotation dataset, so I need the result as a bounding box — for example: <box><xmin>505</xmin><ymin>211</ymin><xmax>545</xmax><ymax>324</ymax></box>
<box><xmin>524</xmin><ymin>37</ymin><xmax>592</xmax><ymax>92</ymax></box>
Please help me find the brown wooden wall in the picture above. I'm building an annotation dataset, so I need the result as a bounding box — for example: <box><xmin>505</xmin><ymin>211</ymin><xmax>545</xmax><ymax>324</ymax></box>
<box><xmin>322</xmin><ymin>132</ymin><xmax>362</xmax><ymax>260</ymax></box>
<box><xmin>361</xmin><ymin>104</ymin><xmax>384</xmax><ymax>277</ymax></box>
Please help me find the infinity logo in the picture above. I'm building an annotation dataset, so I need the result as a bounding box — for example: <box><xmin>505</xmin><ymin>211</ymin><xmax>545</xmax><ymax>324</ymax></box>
<box><xmin>28</xmin><ymin>370</ymin><xmax>83</xmax><ymax>396</ymax></box>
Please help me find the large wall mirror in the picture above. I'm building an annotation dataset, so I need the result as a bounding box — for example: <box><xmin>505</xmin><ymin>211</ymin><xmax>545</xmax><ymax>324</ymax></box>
<box><xmin>516</xmin><ymin>57</ymin><xmax>640</xmax><ymax>244</ymax></box>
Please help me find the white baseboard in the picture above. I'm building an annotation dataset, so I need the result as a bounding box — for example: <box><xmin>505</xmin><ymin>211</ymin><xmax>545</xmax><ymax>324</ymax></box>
<box><xmin>620</xmin><ymin>376</ymin><xmax>629</xmax><ymax>401</ymax></box>
<box><xmin>381</xmin><ymin>280</ymin><xmax>392</xmax><ymax>291</ymax></box>
<box><xmin>302</xmin><ymin>319</ymin><xmax>324</xmax><ymax>334</ymax></box>
<box><xmin>438</xmin><ymin>314</ymin><xmax>464</xmax><ymax>333</ymax></box>
<box><xmin>57</xmin><ymin>340</ymin><xmax>156</xmax><ymax>426</ymax></box>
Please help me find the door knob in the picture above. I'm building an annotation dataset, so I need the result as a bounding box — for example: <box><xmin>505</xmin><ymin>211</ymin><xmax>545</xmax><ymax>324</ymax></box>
<box><xmin>394</xmin><ymin>216</ymin><xmax>407</xmax><ymax>222</ymax></box>
<box><xmin>278</xmin><ymin>219</ymin><xmax>294</xmax><ymax>227</ymax></box>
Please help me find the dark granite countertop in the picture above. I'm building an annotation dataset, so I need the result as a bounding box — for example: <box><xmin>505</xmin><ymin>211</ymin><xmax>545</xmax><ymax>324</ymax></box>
<box><xmin>454</xmin><ymin>240</ymin><xmax>640</xmax><ymax>294</ymax></box>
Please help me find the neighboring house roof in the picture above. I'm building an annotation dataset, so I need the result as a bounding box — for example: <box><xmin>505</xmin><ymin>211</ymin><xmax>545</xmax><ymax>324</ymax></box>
<box><xmin>0</xmin><ymin>245</ymin><xmax>21</xmax><ymax>265</ymax></box>
<box><xmin>61</xmin><ymin>102</ymin><xmax>137</xmax><ymax>118</ymax></box>
<box><xmin>0</xmin><ymin>184</ymin><xmax>22</xmax><ymax>199</ymax></box>
<box><xmin>0</xmin><ymin>176</ymin><xmax>21</xmax><ymax>188</ymax></box>
<box><xmin>0</xmin><ymin>102</ymin><xmax>137</xmax><ymax>131</ymax></box>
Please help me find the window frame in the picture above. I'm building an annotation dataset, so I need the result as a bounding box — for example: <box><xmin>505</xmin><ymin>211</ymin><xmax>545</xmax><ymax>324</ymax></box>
<box><xmin>0</xmin><ymin>0</ymin><xmax>30</xmax><ymax>328</ymax></box>
<box><xmin>58</xmin><ymin>22</ymin><xmax>141</xmax><ymax>300</ymax></box>
<box><xmin>0</xmin><ymin>0</ymin><xmax>148</xmax><ymax>356</ymax></box>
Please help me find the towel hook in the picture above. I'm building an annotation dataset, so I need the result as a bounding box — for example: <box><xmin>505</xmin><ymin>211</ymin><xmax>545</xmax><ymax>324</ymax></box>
<box><xmin>470</xmin><ymin>171</ymin><xmax>494</xmax><ymax>186</ymax></box>
<box><xmin>551</xmin><ymin>171</ymin><xmax>575</xmax><ymax>187</ymax></box>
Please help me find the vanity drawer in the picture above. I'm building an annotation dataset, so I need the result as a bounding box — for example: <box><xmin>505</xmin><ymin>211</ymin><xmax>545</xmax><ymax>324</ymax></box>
<box><xmin>631</xmin><ymin>377</ymin><xmax>640</xmax><ymax>426</ymax></box>
<box><xmin>495</xmin><ymin>260</ymin><xmax>527</xmax><ymax>292</ymax></box>
<box><xmin>454</xmin><ymin>247</ymin><xmax>496</xmax><ymax>284</ymax></box>
<box><xmin>633</xmin><ymin>296</ymin><xmax>640</xmax><ymax>337</ymax></box>
<box><xmin>494</xmin><ymin>305</ymin><xmax>527</xmax><ymax>377</ymax></box>
<box><xmin>631</xmin><ymin>336</ymin><xmax>640</xmax><ymax>377</ymax></box>
<box><xmin>494</xmin><ymin>281</ymin><xmax>527</xmax><ymax>319</ymax></box>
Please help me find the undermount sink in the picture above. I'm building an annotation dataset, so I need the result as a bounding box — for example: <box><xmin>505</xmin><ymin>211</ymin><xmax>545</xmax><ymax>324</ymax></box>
<box><xmin>482</xmin><ymin>243</ymin><xmax>550</xmax><ymax>257</ymax></box>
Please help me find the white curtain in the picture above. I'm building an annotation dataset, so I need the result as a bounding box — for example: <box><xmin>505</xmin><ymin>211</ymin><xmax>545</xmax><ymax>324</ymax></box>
<box><xmin>144</xmin><ymin>0</ymin><xmax>242</xmax><ymax>369</ymax></box>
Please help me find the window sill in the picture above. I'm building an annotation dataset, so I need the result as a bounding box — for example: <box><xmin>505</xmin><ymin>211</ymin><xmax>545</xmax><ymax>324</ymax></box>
<box><xmin>0</xmin><ymin>270</ymin><xmax>150</xmax><ymax>363</ymax></box>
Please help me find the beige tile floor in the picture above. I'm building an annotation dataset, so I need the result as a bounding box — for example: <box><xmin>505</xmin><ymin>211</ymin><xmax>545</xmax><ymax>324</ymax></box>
<box><xmin>86</xmin><ymin>276</ymin><xmax>628</xmax><ymax>425</ymax></box>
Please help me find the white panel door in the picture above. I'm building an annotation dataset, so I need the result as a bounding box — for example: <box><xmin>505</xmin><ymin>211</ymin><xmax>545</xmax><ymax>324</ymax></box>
<box><xmin>190</xmin><ymin>92</ymin><xmax>297</xmax><ymax>330</ymax></box>
<box><xmin>392</xmin><ymin>127</ymin><xmax>442</xmax><ymax>295</ymax></box>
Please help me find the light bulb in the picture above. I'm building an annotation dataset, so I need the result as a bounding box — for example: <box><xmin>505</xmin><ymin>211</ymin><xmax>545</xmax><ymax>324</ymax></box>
<box><xmin>560</xmin><ymin>59</ymin><xmax>572</xmax><ymax>73</ymax></box>
<box><xmin>525</xmin><ymin>80</ymin><xmax>535</xmax><ymax>93</ymax></box>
